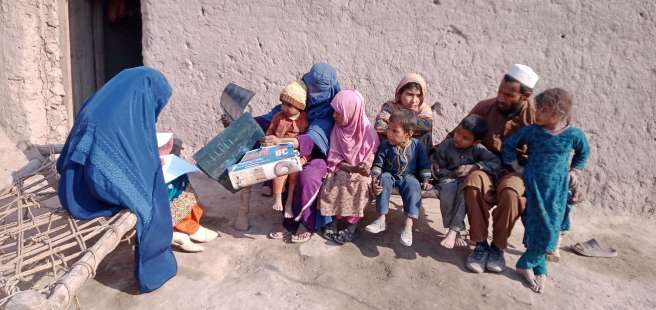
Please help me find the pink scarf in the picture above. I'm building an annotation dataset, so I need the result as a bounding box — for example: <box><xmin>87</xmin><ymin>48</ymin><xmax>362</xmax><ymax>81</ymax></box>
<box><xmin>326</xmin><ymin>90</ymin><xmax>379</xmax><ymax>172</ymax></box>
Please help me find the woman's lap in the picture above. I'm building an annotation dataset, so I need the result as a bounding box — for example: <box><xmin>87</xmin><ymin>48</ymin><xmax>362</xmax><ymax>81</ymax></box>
<box><xmin>283</xmin><ymin>158</ymin><xmax>327</xmax><ymax>233</ymax></box>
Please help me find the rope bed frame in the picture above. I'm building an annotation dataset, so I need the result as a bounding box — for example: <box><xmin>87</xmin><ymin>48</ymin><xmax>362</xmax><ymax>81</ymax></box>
<box><xmin>0</xmin><ymin>145</ymin><xmax>137</xmax><ymax>309</ymax></box>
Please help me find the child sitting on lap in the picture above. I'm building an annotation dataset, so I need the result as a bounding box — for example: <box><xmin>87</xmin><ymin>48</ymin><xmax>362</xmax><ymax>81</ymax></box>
<box><xmin>265</xmin><ymin>80</ymin><xmax>309</xmax><ymax>218</ymax></box>
<box><xmin>432</xmin><ymin>115</ymin><xmax>500</xmax><ymax>249</ymax></box>
<box><xmin>366</xmin><ymin>110</ymin><xmax>432</xmax><ymax>247</ymax></box>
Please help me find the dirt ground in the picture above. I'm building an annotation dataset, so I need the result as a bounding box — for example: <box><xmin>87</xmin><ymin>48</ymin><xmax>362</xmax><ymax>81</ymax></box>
<box><xmin>74</xmin><ymin>173</ymin><xmax>655</xmax><ymax>310</ymax></box>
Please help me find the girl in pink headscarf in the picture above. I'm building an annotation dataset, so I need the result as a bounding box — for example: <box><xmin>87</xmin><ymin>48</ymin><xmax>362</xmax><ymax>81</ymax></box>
<box><xmin>318</xmin><ymin>90</ymin><xmax>379</xmax><ymax>244</ymax></box>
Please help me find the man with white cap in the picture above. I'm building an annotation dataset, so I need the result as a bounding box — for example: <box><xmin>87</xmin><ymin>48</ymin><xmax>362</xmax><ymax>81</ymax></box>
<box><xmin>456</xmin><ymin>64</ymin><xmax>539</xmax><ymax>273</ymax></box>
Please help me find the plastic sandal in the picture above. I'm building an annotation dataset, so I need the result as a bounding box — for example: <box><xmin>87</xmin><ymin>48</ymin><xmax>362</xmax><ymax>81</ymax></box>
<box><xmin>333</xmin><ymin>228</ymin><xmax>356</xmax><ymax>245</ymax></box>
<box><xmin>268</xmin><ymin>231</ymin><xmax>290</xmax><ymax>239</ymax></box>
<box><xmin>400</xmin><ymin>228</ymin><xmax>413</xmax><ymax>246</ymax></box>
<box><xmin>291</xmin><ymin>232</ymin><xmax>312</xmax><ymax>243</ymax></box>
<box><xmin>571</xmin><ymin>238</ymin><xmax>618</xmax><ymax>258</ymax></box>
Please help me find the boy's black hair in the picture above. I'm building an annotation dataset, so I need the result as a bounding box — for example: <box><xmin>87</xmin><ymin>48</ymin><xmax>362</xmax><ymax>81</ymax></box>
<box><xmin>389</xmin><ymin>110</ymin><xmax>417</xmax><ymax>133</ymax></box>
<box><xmin>459</xmin><ymin>114</ymin><xmax>488</xmax><ymax>141</ymax></box>
<box><xmin>503</xmin><ymin>74</ymin><xmax>533</xmax><ymax>96</ymax></box>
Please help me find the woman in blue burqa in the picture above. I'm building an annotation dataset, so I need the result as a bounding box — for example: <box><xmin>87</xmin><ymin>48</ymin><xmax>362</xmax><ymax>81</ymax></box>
<box><xmin>257</xmin><ymin>63</ymin><xmax>341</xmax><ymax>243</ymax></box>
<box><xmin>57</xmin><ymin>66</ymin><xmax>176</xmax><ymax>293</ymax></box>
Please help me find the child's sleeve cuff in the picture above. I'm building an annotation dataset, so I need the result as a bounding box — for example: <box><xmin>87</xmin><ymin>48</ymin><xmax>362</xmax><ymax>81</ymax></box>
<box><xmin>420</xmin><ymin>169</ymin><xmax>432</xmax><ymax>182</ymax></box>
<box><xmin>371</xmin><ymin>166</ymin><xmax>382</xmax><ymax>177</ymax></box>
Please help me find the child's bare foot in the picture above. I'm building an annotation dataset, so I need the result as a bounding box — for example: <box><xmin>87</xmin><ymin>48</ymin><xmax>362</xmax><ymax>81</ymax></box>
<box><xmin>271</xmin><ymin>194</ymin><xmax>283</xmax><ymax>211</ymax></box>
<box><xmin>442</xmin><ymin>230</ymin><xmax>468</xmax><ymax>248</ymax></box>
<box><xmin>440</xmin><ymin>230</ymin><xmax>458</xmax><ymax>249</ymax></box>
<box><xmin>454</xmin><ymin>233</ymin><xmax>467</xmax><ymax>247</ymax></box>
<box><xmin>283</xmin><ymin>201</ymin><xmax>293</xmax><ymax>219</ymax></box>
<box><xmin>535</xmin><ymin>274</ymin><xmax>547</xmax><ymax>293</ymax></box>
<box><xmin>517</xmin><ymin>268</ymin><xmax>538</xmax><ymax>292</ymax></box>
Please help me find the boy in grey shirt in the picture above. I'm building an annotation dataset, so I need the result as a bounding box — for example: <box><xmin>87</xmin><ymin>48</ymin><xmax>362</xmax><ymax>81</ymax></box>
<box><xmin>432</xmin><ymin>115</ymin><xmax>501</xmax><ymax>249</ymax></box>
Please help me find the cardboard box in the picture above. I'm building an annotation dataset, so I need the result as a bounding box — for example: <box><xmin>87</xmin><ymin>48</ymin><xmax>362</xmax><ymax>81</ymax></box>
<box><xmin>228</xmin><ymin>144</ymin><xmax>303</xmax><ymax>190</ymax></box>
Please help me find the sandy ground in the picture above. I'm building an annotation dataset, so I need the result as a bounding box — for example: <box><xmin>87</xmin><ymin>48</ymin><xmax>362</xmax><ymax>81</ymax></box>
<box><xmin>74</xmin><ymin>173</ymin><xmax>655</xmax><ymax>310</ymax></box>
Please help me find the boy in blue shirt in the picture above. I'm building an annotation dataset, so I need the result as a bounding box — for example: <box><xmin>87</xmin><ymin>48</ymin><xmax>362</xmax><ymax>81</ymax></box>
<box><xmin>367</xmin><ymin>110</ymin><xmax>432</xmax><ymax>246</ymax></box>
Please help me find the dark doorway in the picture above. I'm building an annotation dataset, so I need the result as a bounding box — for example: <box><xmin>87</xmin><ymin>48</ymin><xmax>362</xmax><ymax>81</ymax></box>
<box><xmin>103</xmin><ymin>0</ymin><xmax>143</xmax><ymax>80</ymax></box>
<box><xmin>68</xmin><ymin>0</ymin><xmax>143</xmax><ymax>115</ymax></box>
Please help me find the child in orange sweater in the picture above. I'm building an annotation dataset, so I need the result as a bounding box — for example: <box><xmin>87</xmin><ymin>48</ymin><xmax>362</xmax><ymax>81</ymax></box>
<box><xmin>266</xmin><ymin>80</ymin><xmax>309</xmax><ymax>218</ymax></box>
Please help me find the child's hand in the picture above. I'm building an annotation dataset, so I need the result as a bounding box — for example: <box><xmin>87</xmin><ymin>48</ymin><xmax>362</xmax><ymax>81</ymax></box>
<box><xmin>371</xmin><ymin>178</ymin><xmax>383</xmax><ymax>196</ymax></box>
<box><xmin>421</xmin><ymin>182</ymin><xmax>433</xmax><ymax>191</ymax></box>
<box><xmin>454</xmin><ymin>164</ymin><xmax>477</xmax><ymax>178</ymax></box>
<box><xmin>338</xmin><ymin>163</ymin><xmax>354</xmax><ymax>173</ymax></box>
<box><xmin>220</xmin><ymin>114</ymin><xmax>232</xmax><ymax>128</ymax></box>
<box><xmin>568</xmin><ymin>169</ymin><xmax>584</xmax><ymax>204</ymax></box>
<box><xmin>260</xmin><ymin>135</ymin><xmax>281</xmax><ymax>146</ymax></box>
<box><xmin>355</xmin><ymin>162</ymin><xmax>370</xmax><ymax>176</ymax></box>
<box><xmin>378</xmin><ymin>110</ymin><xmax>391</xmax><ymax>121</ymax></box>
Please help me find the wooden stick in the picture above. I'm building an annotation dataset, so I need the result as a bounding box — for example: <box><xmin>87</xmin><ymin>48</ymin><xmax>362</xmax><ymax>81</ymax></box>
<box><xmin>35</xmin><ymin>145</ymin><xmax>64</xmax><ymax>156</ymax></box>
<box><xmin>234</xmin><ymin>187</ymin><xmax>251</xmax><ymax>231</ymax></box>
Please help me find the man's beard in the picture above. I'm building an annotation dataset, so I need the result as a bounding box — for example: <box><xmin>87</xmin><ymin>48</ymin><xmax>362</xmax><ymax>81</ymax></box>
<box><xmin>497</xmin><ymin>101</ymin><xmax>522</xmax><ymax>117</ymax></box>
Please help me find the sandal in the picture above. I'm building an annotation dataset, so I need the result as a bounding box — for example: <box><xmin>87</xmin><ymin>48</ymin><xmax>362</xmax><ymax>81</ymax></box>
<box><xmin>291</xmin><ymin>231</ymin><xmax>312</xmax><ymax>243</ymax></box>
<box><xmin>571</xmin><ymin>238</ymin><xmax>618</xmax><ymax>258</ymax></box>
<box><xmin>333</xmin><ymin>228</ymin><xmax>356</xmax><ymax>245</ymax></box>
<box><xmin>321</xmin><ymin>222</ymin><xmax>337</xmax><ymax>241</ymax></box>
<box><xmin>322</xmin><ymin>227</ymin><xmax>337</xmax><ymax>241</ymax></box>
<box><xmin>400</xmin><ymin>228</ymin><xmax>413</xmax><ymax>247</ymax></box>
<box><xmin>189</xmin><ymin>226</ymin><xmax>219</xmax><ymax>243</ymax></box>
<box><xmin>365</xmin><ymin>218</ymin><xmax>386</xmax><ymax>234</ymax></box>
<box><xmin>172</xmin><ymin>232</ymin><xmax>204</xmax><ymax>252</ymax></box>
<box><xmin>268</xmin><ymin>231</ymin><xmax>290</xmax><ymax>240</ymax></box>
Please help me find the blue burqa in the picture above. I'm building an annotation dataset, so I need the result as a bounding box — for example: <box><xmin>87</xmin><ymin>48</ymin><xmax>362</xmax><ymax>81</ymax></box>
<box><xmin>57</xmin><ymin>66</ymin><xmax>177</xmax><ymax>293</ymax></box>
<box><xmin>260</xmin><ymin>63</ymin><xmax>341</xmax><ymax>155</ymax></box>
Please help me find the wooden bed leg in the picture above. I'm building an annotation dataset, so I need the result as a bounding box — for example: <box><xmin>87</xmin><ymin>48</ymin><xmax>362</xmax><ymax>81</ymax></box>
<box><xmin>234</xmin><ymin>187</ymin><xmax>251</xmax><ymax>231</ymax></box>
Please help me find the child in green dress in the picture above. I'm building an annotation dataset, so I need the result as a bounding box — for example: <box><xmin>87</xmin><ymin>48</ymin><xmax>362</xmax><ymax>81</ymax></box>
<box><xmin>501</xmin><ymin>88</ymin><xmax>590</xmax><ymax>293</ymax></box>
